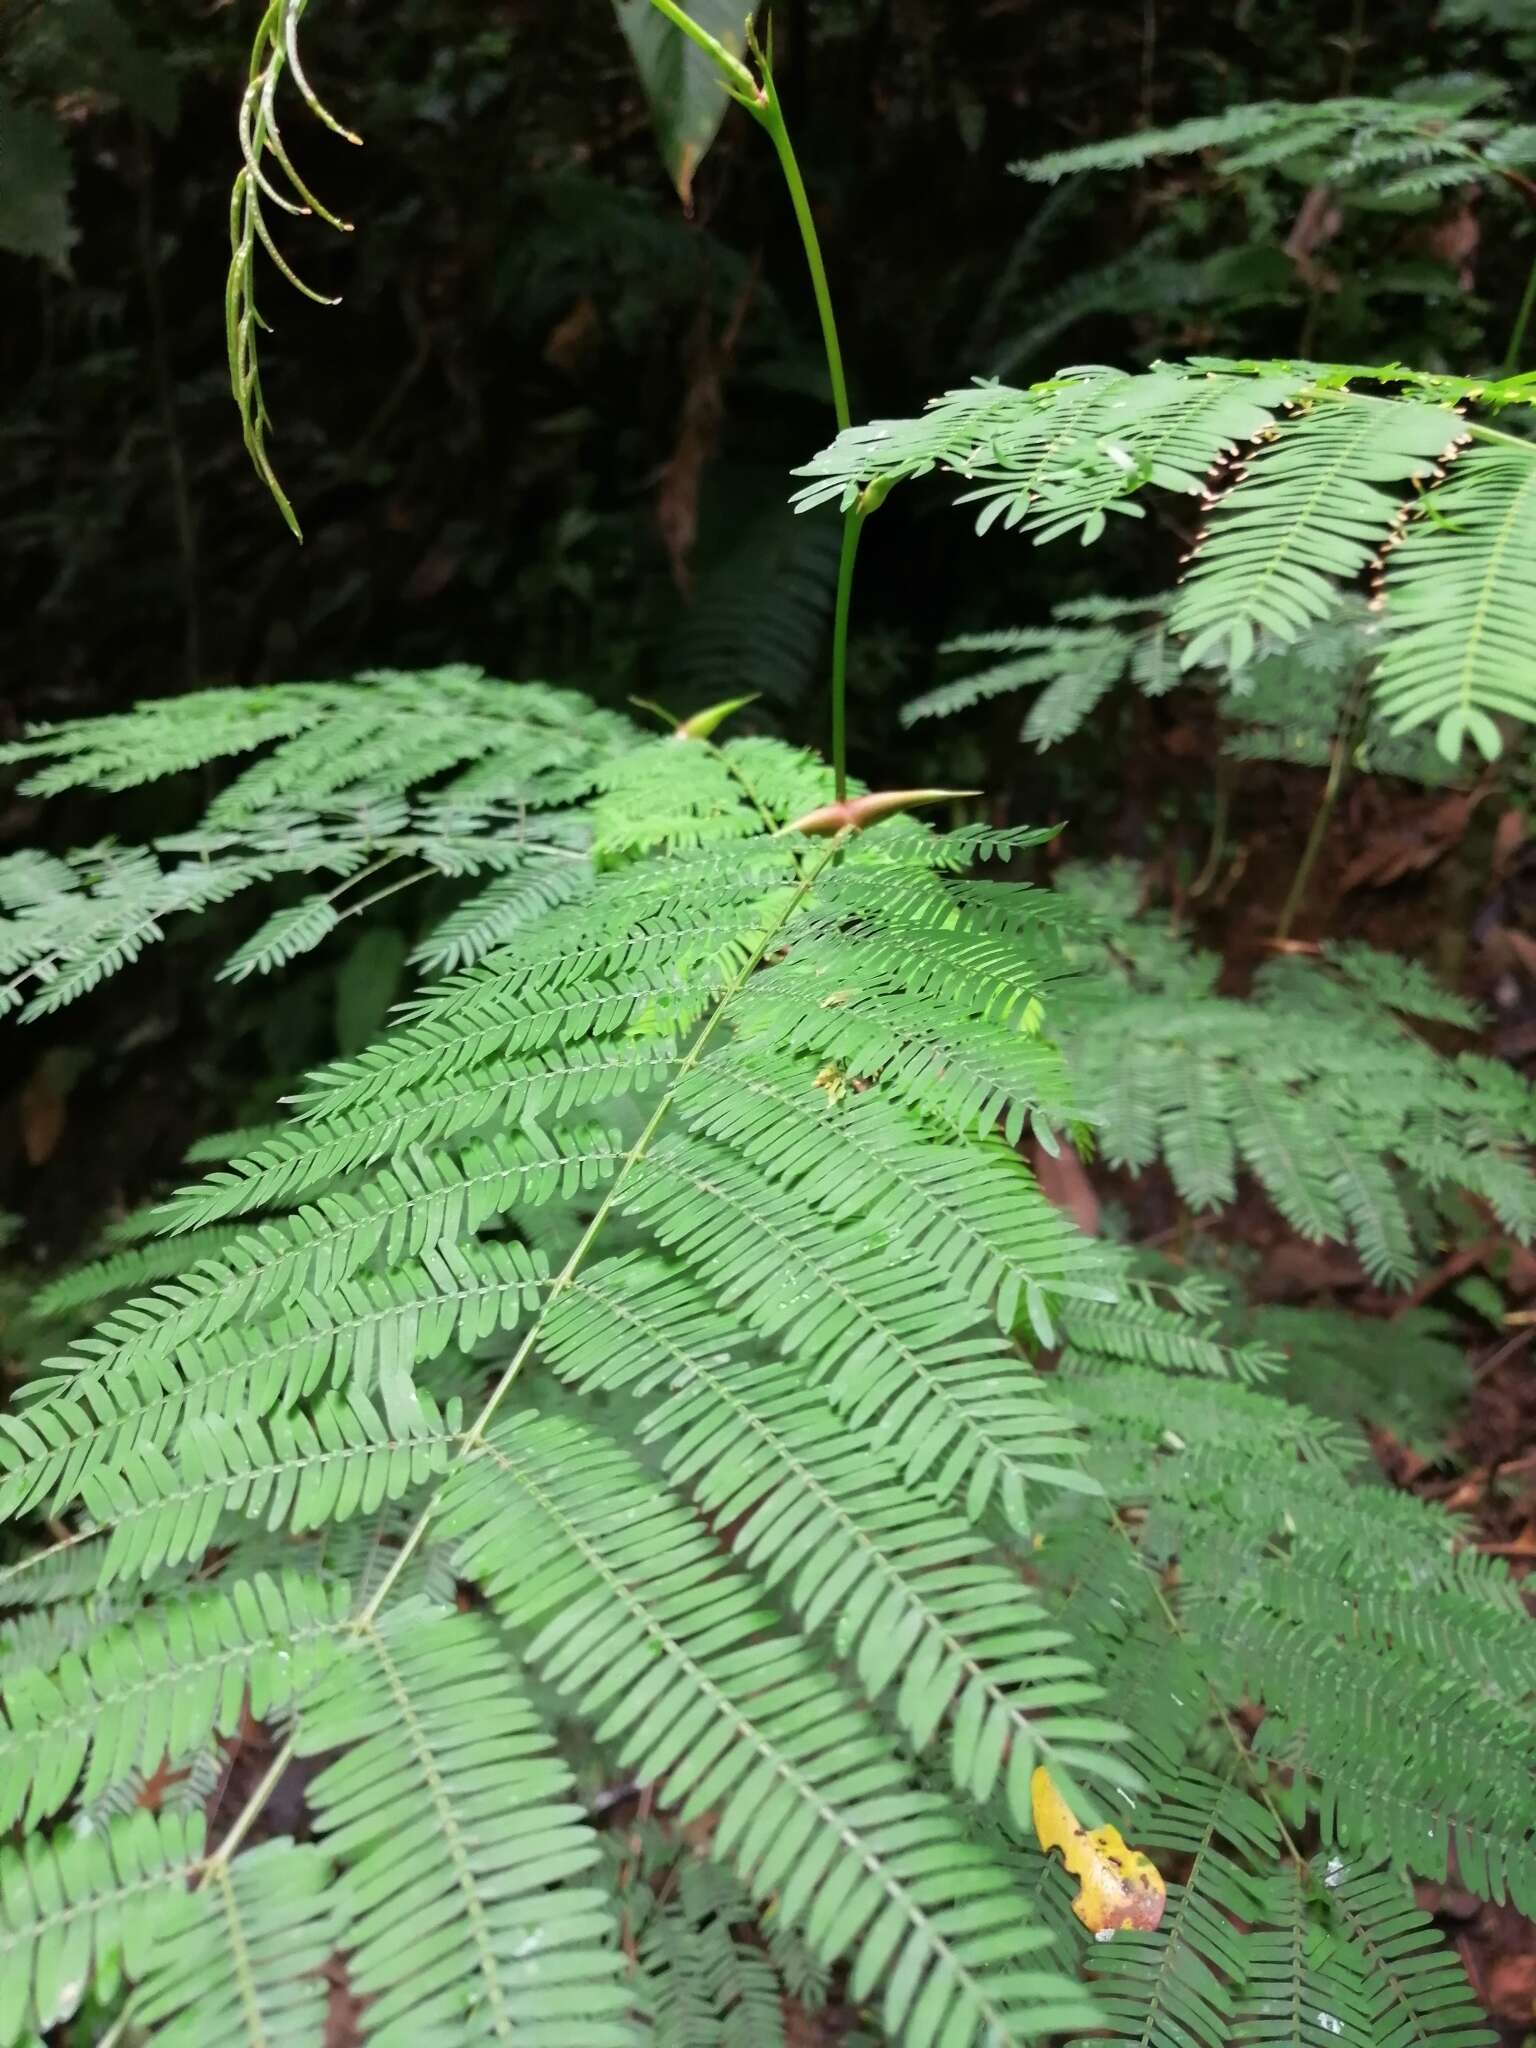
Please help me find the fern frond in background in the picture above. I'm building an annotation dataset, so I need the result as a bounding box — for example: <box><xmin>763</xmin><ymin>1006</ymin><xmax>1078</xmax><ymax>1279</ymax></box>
<box><xmin>1015</xmin><ymin>79</ymin><xmax>1536</xmax><ymax>206</ymax></box>
<box><xmin>0</xmin><ymin>668</ymin><xmax>630</xmax><ymax>1014</ymax></box>
<box><xmin>1051</xmin><ymin>862</ymin><xmax>1536</xmax><ymax>1281</ymax></box>
<box><xmin>1444</xmin><ymin>0</ymin><xmax>1536</xmax><ymax>57</ymax></box>
<box><xmin>1048</xmin><ymin>1320</ymin><xmax>1536</xmax><ymax>1922</ymax></box>
<box><xmin>913</xmin><ymin>593</ymin><xmax>1463</xmax><ymax>802</ymax></box>
<box><xmin>1252</xmin><ymin>1298</ymin><xmax>1472</xmax><ymax>1454</ymax></box>
<box><xmin>981</xmin><ymin>239</ymin><xmax>1299</xmax><ymax>380</ymax></box>
<box><xmin>1063</xmin><ymin>1244</ymin><xmax>1474</xmax><ymax>1450</ymax></box>
<box><xmin>619</xmin><ymin>1836</ymin><xmax>807</xmax><ymax>2046</ymax></box>
<box><xmin>1218</xmin><ymin>602</ymin><xmax>1459</xmax><ymax>781</ymax></box>
<box><xmin>665</xmin><ymin>501</ymin><xmax>844</xmax><ymax>710</ymax></box>
<box><xmin>904</xmin><ymin>616</ymin><xmax>1143</xmax><ymax>742</ymax></box>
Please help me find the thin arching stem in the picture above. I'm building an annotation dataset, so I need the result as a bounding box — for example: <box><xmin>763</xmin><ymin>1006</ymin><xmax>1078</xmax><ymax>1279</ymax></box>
<box><xmin>643</xmin><ymin>2</ymin><xmax>859</xmax><ymax>795</ymax></box>
<box><xmin>755</xmin><ymin>59</ymin><xmax>850</xmax><ymax>435</ymax></box>
<box><xmin>1274</xmin><ymin>737</ymin><xmax>1348</xmax><ymax>942</ymax></box>
<box><xmin>750</xmin><ymin>40</ymin><xmax>858</xmax><ymax>796</ymax></box>
<box><xmin>1188</xmin><ymin>753</ymin><xmax>1235</xmax><ymax>898</ymax></box>
<box><xmin>1466</xmin><ymin>417</ymin><xmax>1536</xmax><ymax>452</ymax></box>
<box><xmin>1503</xmin><ymin>249</ymin><xmax>1536</xmax><ymax>378</ymax></box>
<box><xmin>1275</xmin><ymin>660</ymin><xmax>1369</xmax><ymax>941</ymax></box>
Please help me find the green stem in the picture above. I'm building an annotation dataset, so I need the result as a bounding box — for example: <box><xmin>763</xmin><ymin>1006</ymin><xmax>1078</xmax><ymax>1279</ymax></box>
<box><xmin>754</xmin><ymin>53</ymin><xmax>859</xmax><ymax>796</ymax></box>
<box><xmin>1466</xmin><ymin>418</ymin><xmax>1536</xmax><ymax>451</ymax></box>
<box><xmin>829</xmin><ymin>509</ymin><xmax>866</xmax><ymax>801</ymax></box>
<box><xmin>1189</xmin><ymin>754</ymin><xmax>1234</xmax><ymax>898</ymax></box>
<box><xmin>1275</xmin><ymin>729</ymin><xmax>1351</xmax><ymax>942</ymax></box>
<box><xmin>1276</xmin><ymin>646</ymin><xmax>1375</xmax><ymax>943</ymax></box>
<box><xmin>642</xmin><ymin>2</ymin><xmax>859</xmax><ymax>795</ymax></box>
<box><xmin>758</xmin><ymin>87</ymin><xmax>850</xmax><ymax>433</ymax></box>
<box><xmin>1503</xmin><ymin>249</ymin><xmax>1536</xmax><ymax>379</ymax></box>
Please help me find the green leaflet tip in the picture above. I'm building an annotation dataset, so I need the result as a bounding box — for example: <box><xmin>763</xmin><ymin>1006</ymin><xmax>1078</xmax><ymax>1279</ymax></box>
<box><xmin>678</xmin><ymin>694</ymin><xmax>760</xmax><ymax>740</ymax></box>
<box><xmin>627</xmin><ymin>694</ymin><xmax>758</xmax><ymax>740</ymax></box>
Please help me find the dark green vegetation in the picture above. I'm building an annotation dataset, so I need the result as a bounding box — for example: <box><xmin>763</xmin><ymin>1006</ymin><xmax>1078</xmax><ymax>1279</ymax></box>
<box><xmin>4</xmin><ymin>2</ymin><xmax>1536</xmax><ymax>2044</ymax></box>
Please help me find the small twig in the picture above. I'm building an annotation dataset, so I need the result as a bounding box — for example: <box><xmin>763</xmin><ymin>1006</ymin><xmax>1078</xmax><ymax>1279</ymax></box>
<box><xmin>1274</xmin><ymin>735</ymin><xmax>1347</xmax><ymax>941</ymax></box>
<box><xmin>1188</xmin><ymin>755</ymin><xmax>1234</xmax><ymax>898</ymax></box>
<box><xmin>1390</xmin><ymin>1237</ymin><xmax>1499</xmax><ymax>1316</ymax></box>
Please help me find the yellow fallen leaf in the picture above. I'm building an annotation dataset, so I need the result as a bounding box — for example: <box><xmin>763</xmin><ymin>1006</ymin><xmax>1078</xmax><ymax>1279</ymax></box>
<box><xmin>1031</xmin><ymin>1766</ymin><xmax>1167</xmax><ymax>1935</ymax></box>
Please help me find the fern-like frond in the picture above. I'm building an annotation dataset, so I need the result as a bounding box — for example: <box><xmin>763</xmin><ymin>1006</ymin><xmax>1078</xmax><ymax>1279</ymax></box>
<box><xmin>1062</xmin><ymin>1359</ymin><xmax>1354</xmax><ymax>1472</ymax></box>
<box><xmin>0</xmin><ymin>844</ymin><xmax>276</xmax><ymax>1021</ymax></box>
<box><xmin>0</xmin><ymin>1240</ymin><xmax>545</xmax><ymax>1518</ymax></box>
<box><xmin>1052</xmin><ymin>1323</ymin><xmax>1536</xmax><ymax>1922</ymax></box>
<box><xmin>159</xmin><ymin>1041</ymin><xmax>681</xmax><ymax>1231</ymax></box>
<box><xmin>1217</xmin><ymin>1602</ymin><xmax>1536</xmax><ymax>1911</ymax></box>
<box><xmin>66</xmin><ymin>1126</ymin><xmax>623</xmax><ymax>1373</ymax></box>
<box><xmin>0</xmin><ymin>1570</ymin><xmax>345</xmax><ymax>1831</ymax></box>
<box><xmin>903</xmin><ymin>624</ymin><xmax>1131</xmax><ymax>730</ymax></box>
<box><xmin>1051</xmin><ymin>864</ymin><xmax>1536</xmax><ymax>1283</ymax></box>
<box><xmin>131</xmin><ymin>1840</ymin><xmax>341</xmax><ymax>2048</ymax></box>
<box><xmin>536</xmin><ymin>1255</ymin><xmax>1128</xmax><ymax>1811</ymax></box>
<box><xmin>799</xmin><ymin>367</ymin><xmax>1536</xmax><ymax>758</ymax></box>
<box><xmin>28</xmin><ymin>1223</ymin><xmax>261</xmax><ymax>1323</ymax></box>
<box><xmin>627</xmin><ymin>1850</ymin><xmax>790</xmax><ymax>2047</ymax></box>
<box><xmin>1220</xmin><ymin>612</ymin><xmax>1461</xmax><ymax>785</ymax></box>
<box><xmin>0</xmin><ymin>671</ymin><xmax>630</xmax><ymax>1009</ymax></box>
<box><xmin>442</xmin><ymin>1411</ymin><xmax>1103</xmax><ymax>2044</ymax></box>
<box><xmin>666</xmin><ymin>502</ymin><xmax>843</xmax><ymax>708</ymax></box>
<box><xmin>676</xmin><ymin>1045</ymin><xmax>1115</xmax><ymax>1332</ymax></box>
<box><xmin>1375</xmin><ymin>442</ymin><xmax>1536</xmax><ymax>757</ymax></box>
<box><xmin>6</xmin><ymin>721</ymin><xmax>1522</xmax><ymax>2041</ymax></box>
<box><xmin>1247</xmin><ymin>1858</ymin><xmax>1496</xmax><ymax>2048</ymax></box>
<box><xmin>56</xmin><ymin>1390</ymin><xmax>460</xmax><ymax>1592</ymax></box>
<box><xmin>295</xmin><ymin>897</ymin><xmax>792</xmax><ymax>1126</ymax></box>
<box><xmin>1324</xmin><ymin>942</ymin><xmax>1482</xmax><ymax>1028</ymax></box>
<box><xmin>1078</xmin><ymin>1763</ymin><xmax>1276</xmax><ymax>2048</ymax></box>
<box><xmin>1011</xmin><ymin>1695</ymin><xmax>1496</xmax><ymax>2048</ymax></box>
<box><xmin>622</xmin><ymin>1133</ymin><xmax>1093</xmax><ymax>1522</ymax></box>
<box><xmin>409</xmin><ymin>856</ymin><xmax>594</xmax><ymax>974</ymax></box>
<box><xmin>1069</xmin><ymin>1253</ymin><xmax>1467</xmax><ymax>1453</ymax></box>
<box><xmin>730</xmin><ymin>962</ymin><xmax>1078</xmax><ymax>1146</ymax></box>
<box><xmin>793</xmin><ymin>368</ymin><xmax>1299</xmax><ymax>545</ymax></box>
<box><xmin>1059</xmin><ymin>1276</ymin><xmax>1285</xmax><ymax>1385</ymax></box>
<box><xmin>1170</xmin><ymin>394</ymin><xmax>1456</xmax><ymax>669</ymax></box>
<box><xmin>1014</xmin><ymin>83</ymin><xmax>1528</xmax><ymax>209</ymax></box>
<box><xmin>0</xmin><ymin>1809</ymin><xmax>203</xmax><ymax>2044</ymax></box>
<box><xmin>296</xmin><ymin>1601</ymin><xmax>635</xmax><ymax>2045</ymax></box>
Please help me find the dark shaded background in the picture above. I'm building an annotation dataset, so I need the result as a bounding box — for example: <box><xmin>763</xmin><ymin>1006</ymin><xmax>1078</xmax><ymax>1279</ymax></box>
<box><xmin>4</xmin><ymin>0</ymin><xmax>1515</xmax><ymax>736</ymax></box>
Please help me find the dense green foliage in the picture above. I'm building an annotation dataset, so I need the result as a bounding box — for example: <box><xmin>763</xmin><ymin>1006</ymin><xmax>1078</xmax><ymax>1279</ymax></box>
<box><xmin>5</xmin><ymin>1</ymin><xmax>1536</xmax><ymax>2045</ymax></box>
<box><xmin>3</xmin><ymin>716</ymin><xmax>1534</xmax><ymax>2048</ymax></box>
<box><xmin>795</xmin><ymin>363</ymin><xmax>1536</xmax><ymax>759</ymax></box>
